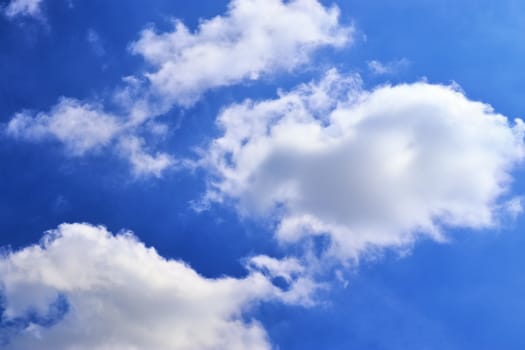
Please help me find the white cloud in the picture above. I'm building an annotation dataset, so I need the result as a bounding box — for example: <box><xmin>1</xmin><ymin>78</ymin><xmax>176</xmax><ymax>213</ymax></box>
<box><xmin>6</xmin><ymin>98</ymin><xmax>175</xmax><ymax>176</ymax></box>
<box><xmin>118</xmin><ymin>135</ymin><xmax>175</xmax><ymax>178</ymax></box>
<box><xmin>504</xmin><ymin>196</ymin><xmax>523</xmax><ymax>218</ymax></box>
<box><xmin>5</xmin><ymin>0</ymin><xmax>350</xmax><ymax>176</ymax></box>
<box><xmin>130</xmin><ymin>0</ymin><xmax>351</xmax><ymax>107</ymax></box>
<box><xmin>6</xmin><ymin>98</ymin><xmax>122</xmax><ymax>156</ymax></box>
<box><xmin>4</xmin><ymin>0</ymin><xmax>43</xmax><ymax>18</ymax></box>
<box><xmin>203</xmin><ymin>69</ymin><xmax>525</xmax><ymax>260</ymax></box>
<box><xmin>367</xmin><ymin>58</ymin><xmax>410</xmax><ymax>76</ymax></box>
<box><xmin>0</xmin><ymin>223</ymin><xmax>313</xmax><ymax>349</ymax></box>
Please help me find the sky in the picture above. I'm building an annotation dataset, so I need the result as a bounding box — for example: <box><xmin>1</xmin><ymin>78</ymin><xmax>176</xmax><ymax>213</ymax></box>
<box><xmin>1</xmin><ymin>0</ymin><xmax>525</xmax><ymax>349</ymax></box>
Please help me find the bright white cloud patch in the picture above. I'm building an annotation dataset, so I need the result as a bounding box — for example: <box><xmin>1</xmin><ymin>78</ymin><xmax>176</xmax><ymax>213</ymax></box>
<box><xmin>7</xmin><ymin>98</ymin><xmax>122</xmax><ymax>155</ymax></box>
<box><xmin>203</xmin><ymin>70</ymin><xmax>525</xmax><ymax>259</ymax></box>
<box><xmin>5</xmin><ymin>0</ymin><xmax>350</xmax><ymax>176</ymax></box>
<box><xmin>4</xmin><ymin>0</ymin><xmax>42</xmax><ymax>18</ymax></box>
<box><xmin>0</xmin><ymin>223</ymin><xmax>313</xmax><ymax>349</ymax></box>
<box><xmin>367</xmin><ymin>58</ymin><xmax>410</xmax><ymax>76</ymax></box>
<box><xmin>131</xmin><ymin>0</ymin><xmax>351</xmax><ymax>107</ymax></box>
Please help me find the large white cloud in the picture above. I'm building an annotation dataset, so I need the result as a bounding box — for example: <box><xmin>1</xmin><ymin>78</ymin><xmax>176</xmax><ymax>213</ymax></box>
<box><xmin>5</xmin><ymin>0</ymin><xmax>350</xmax><ymax>176</ymax></box>
<box><xmin>0</xmin><ymin>223</ymin><xmax>314</xmax><ymax>349</ymax></box>
<box><xmin>3</xmin><ymin>0</ymin><xmax>43</xmax><ymax>18</ymax></box>
<box><xmin>203</xmin><ymin>69</ymin><xmax>525</xmax><ymax>259</ymax></box>
<box><xmin>130</xmin><ymin>0</ymin><xmax>351</xmax><ymax>108</ymax></box>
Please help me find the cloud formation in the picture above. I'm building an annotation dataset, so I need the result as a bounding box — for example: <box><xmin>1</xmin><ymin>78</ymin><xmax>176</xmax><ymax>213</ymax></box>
<box><xmin>367</xmin><ymin>58</ymin><xmax>410</xmax><ymax>76</ymax></box>
<box><xmin>203</xmin><ymin>69</ymin><xmax>525</xmax><ymax>259</ymax></box>
<box><xmin>7</xmin><ymin>98</ymin><xmax>122</xmax><ymax>156</ymax></box>
<box><xmin>131</xmin><ymin>0</ymin><xmax>351</xmax><ymax>107</ymax></box>
<box><xmin>0</xmin><ymin>223</ymin><xmax>313</xmax><ymax>349</ymax></box>
<box><xmin>3</xmin><ymin>0</ymin><xmax>43</xmax><ymax>18</ymax></box>
<box><xmin>5</xmin><ymin>99</ymin><xmax>173</xmax><ymax>177</ymax></box>
<box><xmin>5</xmin><ymin>0</ymin><xmax>350</xmax><ymax>176</ymax></box>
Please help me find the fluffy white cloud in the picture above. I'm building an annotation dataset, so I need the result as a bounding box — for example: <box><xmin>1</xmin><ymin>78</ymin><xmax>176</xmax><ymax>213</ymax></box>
<box><xmin>131</xmin><ymin>0</ymin><xmax>351</xmax><ymax>107</ymax></box>
<box><xmin>203</xmin><ymin>69</ymin><xmax>525</xmax><ymax>259</ymax></box>
<box><xmin>4</xmin><ymin>0</ymin><xmax>43</xmax><ymax>18</ymax></box>
<box><xmin>0</xmin><ymin>223</ymin><xmax>313</xmax><ymax>349</ymax></box>
<box><xmin>6</xmin><ymin>0</ymin><xmax>350</xmax><ymax>176</ymax></box>
<box><xmin>7</xmin><ymin>98</ymin><xmax>122</xmax><ymax>156</ymax></box>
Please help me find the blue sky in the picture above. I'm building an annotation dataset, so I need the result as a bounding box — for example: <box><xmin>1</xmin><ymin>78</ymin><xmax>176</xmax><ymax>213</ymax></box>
<box><xmin>1</xmin><ymin>0</ymin><xmax>525</xmax><ymax>349</ymax></box>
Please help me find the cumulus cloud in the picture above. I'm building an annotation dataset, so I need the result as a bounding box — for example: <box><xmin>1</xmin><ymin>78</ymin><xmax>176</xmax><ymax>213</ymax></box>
<box><xmin>203</xmin><ymin>69</ymin><xmax>525</xmax><ymax>260</ymax></box>
<box><xmin>248</xmin><ymin>255</ymin><xmax>304</xmax><ymax>282</ymax></box>
<box><xmin>5</xmin><ymin>0</ymin><xmax>350</xmax><ymax>176</ymax></box>
<box><xmin>130</xmin><ymin>0</ymin><xmax>351</xmax><ymax>107</ymax></box>
<box><xmin>3</xmin><ymin>0</ymin><xmax>43</xmax><ymax>18</ymax></box>
<box><xmin>0</xmin><ymin>223</ymin><xmax>314</xmax><ymax>349</ymax></box>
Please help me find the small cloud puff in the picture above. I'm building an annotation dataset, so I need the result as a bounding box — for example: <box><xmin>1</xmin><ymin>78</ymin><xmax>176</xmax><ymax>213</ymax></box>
<box><xmin>5</xmin><ymin>0</ymin><xmax>351</xmax><ymax>177</ymax></box>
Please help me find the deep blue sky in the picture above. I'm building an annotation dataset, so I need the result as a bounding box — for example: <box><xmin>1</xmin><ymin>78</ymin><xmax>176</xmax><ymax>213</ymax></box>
<box><xmin>1</xmin><ymin>0</ymin><xmax>525</xmax><ymax>349</ymax></box>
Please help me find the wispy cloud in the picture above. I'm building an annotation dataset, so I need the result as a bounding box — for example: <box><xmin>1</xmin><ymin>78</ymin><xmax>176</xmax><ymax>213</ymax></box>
<box><xmin>0</xmin><ymin>223</ymin><xmax>315</xmax><ymax>349</ymax></box>
<box><xmin>367</xmin><ymin>58</ymin><xmax>410</xmax><ymax>75</ymax></box>
<box><xmin>130</xmin><ymin>0</ymin><xmax>351</xmax><ymax>108</ymax></box>
<box><xmin>3</xmin><ymin>0</ymin><xmax>43</xmax><ymax>19</ymax></box>
<box><xmin>5</xmin><ymin>0</ymin><xmax>352</xmax><ymax>177</ymax></box>
<box><xmin>86</xmin><ymin>29</ymin><xmax>105</xmax><ymax>57</ymax></box>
